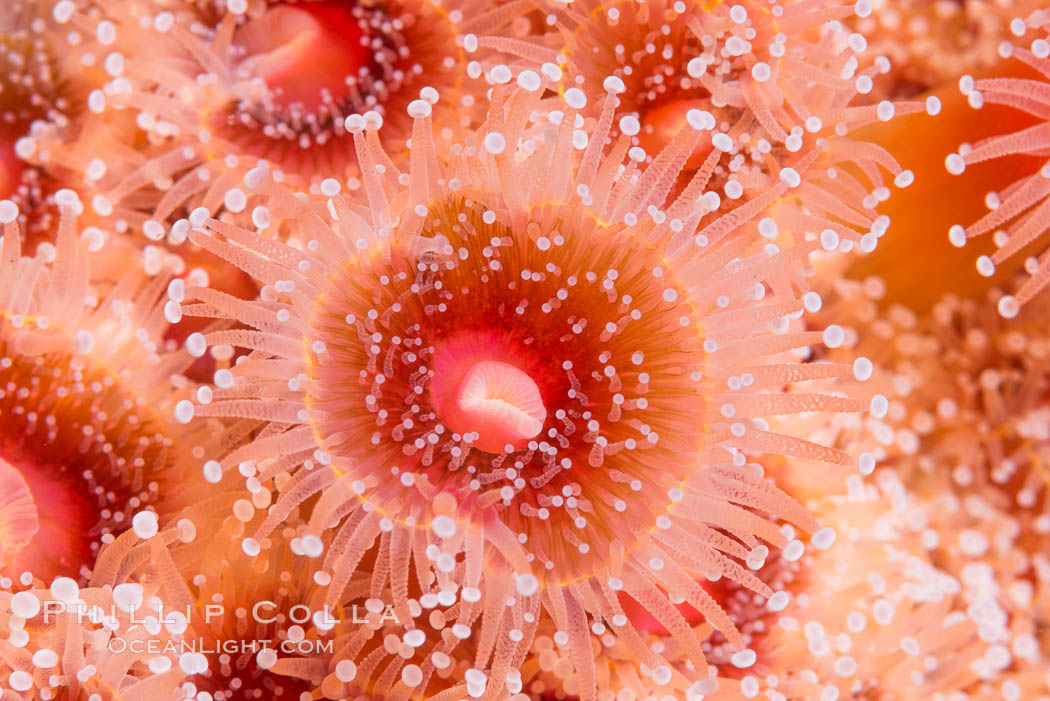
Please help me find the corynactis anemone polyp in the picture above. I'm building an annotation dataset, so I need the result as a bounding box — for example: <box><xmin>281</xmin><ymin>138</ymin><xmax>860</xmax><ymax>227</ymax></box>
<box><xmin>945</xmin><ymin>9</ymin><xmax>1050</xmax><ymax>315</ymax></box>
<box><xmin>735</xmin><ymin>475</ymin><xmax>990</xmax><ymax>701</ymax></box>
<box><xmin>538</xmin><ymin>0</ymin><xmax>921</xmax><ymax>221</ymax></box>
<box><xmin>827</xmin><ymin>279</ymin><xmax>1050</xmax><ymax>512</ymax></box>
<box><xmin>0</xmin><ymin>195</ymin><xmax>219</xmax><ymax>582</ymax></box>
<box><xmin>517</xmin><ymin>461</ymin><xmax>815</xmax><ymax>700</ymax></box>
<box><xmin>794</xmin><ymin>277</ymin><xmax>1050</xmax><ymax>698</ymax></box>
<box><xmin>88</xmin><ymin>490</ymin><xmax>327</xmax><ymax>701</ymax></box>
<box><xmin>913</xmin><ymin>471</ymin><xmax>1050</xmax><ymax>700</ymax></box>
<box><xmin>45</xmin><ymin>0</ymin><xmax>527</xmax><ymax>232</ymax></box>
<box><xmin>0</xmin><ymin>0</ymin><xmax>91</xmax><ymax>246</ymax></box>
<box><xmin>0</xmin><ymin>579</ymin><xmax>189</xmax><ymax>700</ymax></box>
<box><xmin>520</xmin><ymin>477</ymin><xmax>987</xmax><ymax>701</ymax></box>
<box><xmin>216</xmin><ymin>0</ymin><xmax>489</xmax><ymax>167</ymax></box>
<box><xmin>849</xmin><ymin>0</ymin><xmax>1045</xmax><ymax>99</ymax></box>
<box><xmin>177</xmin><ymin>74</ymin><xmax>893</xmax><ymax>699</ymax></box>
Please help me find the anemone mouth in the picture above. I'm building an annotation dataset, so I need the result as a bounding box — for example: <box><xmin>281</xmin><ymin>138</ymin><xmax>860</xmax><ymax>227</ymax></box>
<box><xmin>219</xmin><ymin>0</ymin><xmax>462</xmax><ymax>171</ymax></box>
<box><xmin>430</xmin><ymin>347</ymin><xmax>548</xmax><ymax>453</ymax></box>
<box><xmin>233</xmin><ymin>3</ymin><xmax>369</xmax><ymax>113</ymax></box>
<box><xmin>0</xmin><ymin>330</ymin><xmax>178</xmax><ymax>581</ymax></box>
<box><xmin>0</xmin><ymin>458</ymin><xmax>39</xmax><ymax>568</ymax></box>
<box><xmin>307</xmin><ymin>195</ymin><xmax>707</xmax><ymax>581</ymax></box>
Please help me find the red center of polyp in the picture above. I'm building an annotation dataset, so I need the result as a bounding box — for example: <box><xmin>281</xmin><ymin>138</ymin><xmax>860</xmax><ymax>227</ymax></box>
<box><xmin>429</xmin><ymin>335</ymin><xmax>547</xmax><ymax>453</ymax></box>
<box><xmin>0</xmin><ymin>337</ymin><xmax>174</xmax><ymax>582</ymax></box>
<box><xmin>236</xmin><ymin>3</ymin><xmax>369</xmax><ymax>111</ymax></box>
<box><xmin>0</xmin><ymin>448</ymin><xmax>98</xmax><ymax>581</ymax></box>
<box><xmin>0</xmin><ymin>458</ymin><xmax>38</xmax><ymax>569</ymax></box>
<box><xmin>639</xmin><ymin>98</ymin><xmax>715</xmax><ymax>170</ymax></box>
<box><xmin>310</xmin><ymin>200</ymin><xmax>708</xmax><ymax>579</ymax></box>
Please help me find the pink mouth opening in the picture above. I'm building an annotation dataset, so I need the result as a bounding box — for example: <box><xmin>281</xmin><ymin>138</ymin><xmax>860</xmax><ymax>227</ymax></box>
<box><xmin>236</xmin><ymin>3</ymin><xmax>369</xmax><ymax>112</ymax></box>
<box><xmin>429</xmin><ymin>336</ymin><xmax>547</xmax><ymax>453</ymax></box>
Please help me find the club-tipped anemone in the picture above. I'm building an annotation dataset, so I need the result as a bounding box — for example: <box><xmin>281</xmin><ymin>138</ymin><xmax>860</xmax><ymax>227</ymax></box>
<box><xmin>944</xmin><ymin>9</ymin><xmax>1050</xmax><ymax>314</ymax></box>
<box><xmin>213</xmin><ymin>0</ymin><xmax>478</xmax><ymax>172</ymax></box>
<box><xmin>909</xmin><ymin>469</ymin><xmax>1050</xmax><ymax>700</ymax></box>
<box><xmin>530</xmin><ymin>0</ymin><xmax>924</xmax><ymax>221</ymax></box>
<box><xmin>174</xmin><ymin>76</ymin><xmax>896</xmax><ymax>699</ymax></box>
<box><xmin>0</xmin><ymin>193</ymin><xmax>223</xmax><ymax>582</ymax></box>
<box><xmin>305</xmin><ymin>539</ymin><xmax>540</xmax><ymax>700</ymax></box>
<box><xmin>518</xmin><ymin>458</ymin><xmax>813</xmax><ymax>700</ymax></box>
<box><xmin>0</xmin><ymin>3</ymin><xmax>1046</xmax><ymax>701</ymax></box>
<box><xmin>0</xmin><ymin>0</ymin><xmax>97</xmax><ymax>246</ymax></box>
<box><xmin>822</xmin><ymin>276</ymin><xmax>1050</xmax><ymax>513</ymax></box>
<box><xmin>728</xmin><ymin>476</ymin><xmax>992</xmax><ymax>700</ymax></box>
<box><xmin>88</xmin><ymin>490</ymin><xmax>328</xmax><ymax>701</ymax></box>
<box><xmin>516</xmin><ymin>460</ymin><xmax>826</xmax><ymax>701</ymax></box>
<box><xmin>849</xmin><ymin>0</ymin><xmax>1046</xmax><ymax>99</ymax></box>
<box><xmin>791</xmin><ymin>275</ymin><xmax>1050</xmax><ymax>697</ymax></box>
<box><xmin>0</xmin><ymin>579</ymin><xmax>190</xmax><ymax>700</ymax></box>
<box><xmin>0</xmin><ymin>0</ymin><xmax>86</xmax><ymax>133</ymax></box>
<box><xmin>87</xmin><ymin>488</ymin><xmax>539</xmax><ymax>701</ymax></box>
<box><xmin>34</xmin><ymin>0</ymin><xmax>531</xmax><ymax>234</ymax></box>
<box><xmin>518</xmin><ymin>475</ymin><xmax>989</xmax><ymax>700</ymax></box>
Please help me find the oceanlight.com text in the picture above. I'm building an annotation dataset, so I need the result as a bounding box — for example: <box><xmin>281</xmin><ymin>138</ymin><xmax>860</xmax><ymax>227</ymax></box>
<box><xmin>106</xmin><ymin>638</ymin><xmax>335</xmax><ymax>655</ymax></box>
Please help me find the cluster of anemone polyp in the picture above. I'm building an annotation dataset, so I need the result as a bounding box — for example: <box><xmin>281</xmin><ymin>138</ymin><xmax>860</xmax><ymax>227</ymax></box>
<box><xmin>3</xmin><ymin>0</ymin><xmax>1050</xmax><ymax>700</ymax></box>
